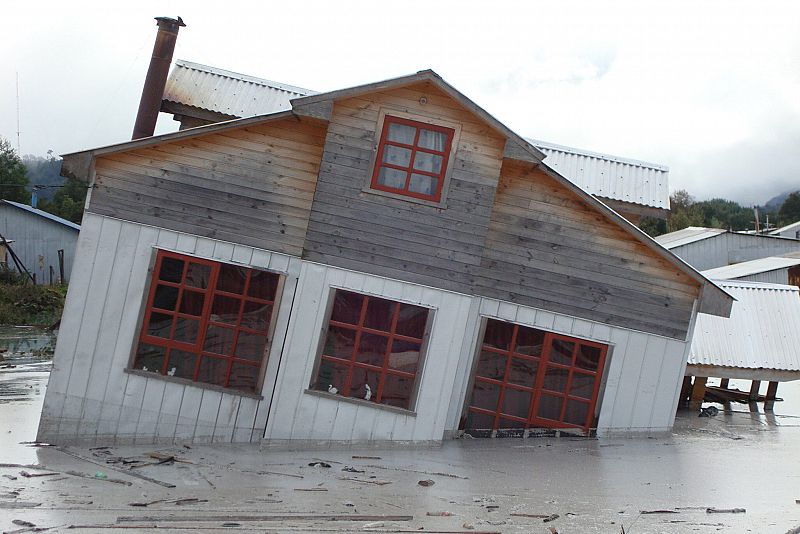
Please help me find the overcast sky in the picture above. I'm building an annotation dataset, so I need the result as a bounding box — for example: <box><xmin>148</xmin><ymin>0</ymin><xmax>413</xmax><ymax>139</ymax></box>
<box><xmin>2</xmin><ymin>1</ymin><xmax>798</xmax><ymax>205</ymax></box>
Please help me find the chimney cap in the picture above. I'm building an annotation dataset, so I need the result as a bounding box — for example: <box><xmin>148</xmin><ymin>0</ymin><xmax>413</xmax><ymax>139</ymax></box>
<box><xmin>154</xmin><ymin>16</ymin><xmax>186</xmax><ymax>28</ymax></box>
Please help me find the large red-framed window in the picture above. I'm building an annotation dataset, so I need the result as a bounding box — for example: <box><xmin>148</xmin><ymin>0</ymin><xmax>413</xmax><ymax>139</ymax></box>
<box><xmin>465</xmin><ymin>319</ymin><xmax>608</xmax><ymax>434</ymax></box>
<box><xmin>311</xmin><ymin>289</ymin><xmax>430</xmax><ymax>410</ymax></box>
<box><xmin>370</xmin><ymin>115</ymin><xmax>455</xmax><ymax>202</ymax></box>
<box><xmin>132</xmin><ymin>250</ymin><xmax>280</xmax><ymax>394</ymax></box>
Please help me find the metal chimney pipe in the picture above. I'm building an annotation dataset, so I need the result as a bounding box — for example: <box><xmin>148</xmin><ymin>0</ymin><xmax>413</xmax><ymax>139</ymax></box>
<box><xmin>132</xmin><ymin>16</ymin><xmax>185</xmax><ymax>140</ymax></box>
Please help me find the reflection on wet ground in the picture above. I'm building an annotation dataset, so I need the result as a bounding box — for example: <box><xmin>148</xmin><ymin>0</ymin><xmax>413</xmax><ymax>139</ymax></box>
<box><xmin>1</xmin><ymin>328</ymin><xmax>800</xmax><ymax>532</ymax></box>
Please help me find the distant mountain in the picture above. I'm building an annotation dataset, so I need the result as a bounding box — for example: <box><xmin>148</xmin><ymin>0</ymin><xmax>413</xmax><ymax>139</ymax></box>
<box><xmin>765</xmin><ymin>189</ymin><xmax>796</xmax><ymax>211</ymax></box>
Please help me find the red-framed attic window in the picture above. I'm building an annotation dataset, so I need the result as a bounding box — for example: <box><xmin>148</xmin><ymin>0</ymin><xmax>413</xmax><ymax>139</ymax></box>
<box><xmin>370</xmin><ymin>115</ymin><xmax>455</xmax><ymax>203</ymax></box>
<box><xmin>132</xmin><ymin>250</ymin><xmax>280</xmax><ymax>394</ymax></box>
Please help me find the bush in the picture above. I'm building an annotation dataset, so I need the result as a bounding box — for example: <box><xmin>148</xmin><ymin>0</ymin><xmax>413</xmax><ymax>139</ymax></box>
<box><xmin>0</xmin><ymin>280</ymin><xmax>67</xmax><ymax>325</ymax></box>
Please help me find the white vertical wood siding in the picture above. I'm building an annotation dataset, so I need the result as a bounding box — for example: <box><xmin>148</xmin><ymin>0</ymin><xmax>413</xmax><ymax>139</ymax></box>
<box><xmin>37</xmin><ymin>212</ymin><xmax>298</xmax><ymax>445</ymax></box>
<box><xmin>40</xmin><ymin>213</ymin><xmax>695</xmax><ymax>445</ymax></box>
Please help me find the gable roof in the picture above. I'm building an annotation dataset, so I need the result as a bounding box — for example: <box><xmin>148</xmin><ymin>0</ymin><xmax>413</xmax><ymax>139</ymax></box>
<box><xmin>62</xmin><ymin>68</ymin><xmax>733</xmax><ymax>318</ymax></box>
<box><xmin>531</xmin><ymin>139</ymin><xmax>670</xmax><ymax>210</ymax></box>
<box><xmin>0</xmin><ymin>200</ymin><xmax>81</xmax><ymax>231</ymax></box>
<box><xmin>655</xmin><ymin>227</ymin><xmax>727</xmax><ymax>248</ymax></box>
<box><xmin>689</xmin><ymin>280</ymin><xmax>800</xmax><ymax>375</ymax></box>
<box><xmin>771</xmin><ymin>220</ymin><xmax>800</xmax><ymax>236</ymax></box>
<box><xmin>701</xmin><ymin>252</ymin><xmax>800</xmax><ymax>280</ymax></box>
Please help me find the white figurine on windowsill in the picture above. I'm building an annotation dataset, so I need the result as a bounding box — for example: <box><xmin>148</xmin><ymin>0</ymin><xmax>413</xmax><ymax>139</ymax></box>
<box><xmin>328</xmin><ymin>384</ymin><xmax>338</xmax><ymax>395</ymax></box>
<box><xmin>364</xmin><ymin>384</ymin><xmax>372</xmax><ymax>401</ymax></box>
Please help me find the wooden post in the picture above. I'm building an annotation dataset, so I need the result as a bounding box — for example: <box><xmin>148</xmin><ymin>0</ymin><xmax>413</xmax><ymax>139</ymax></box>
<box><xmin>749</xmin><ymin>380</ymin><xmax>761</xmax><ymax>402</ymax></box>
<box><xmin>679</xmin><ymin>376</ymin><xmax>693</xmax><ymax>408</ymax></box>
<box><xmin>689</xmin><ymin>377</ymin><xmax>707</xmax><ymax>410</ymax></box>
<box><xmin>764</xmin><ymin>381</ymin><xmax>779</xmax><ymax>411</ymax></box>
<box><xmin>719</xmin><ymin>378</ymin><xmax>729</xmax><ymax>389</ymax></box>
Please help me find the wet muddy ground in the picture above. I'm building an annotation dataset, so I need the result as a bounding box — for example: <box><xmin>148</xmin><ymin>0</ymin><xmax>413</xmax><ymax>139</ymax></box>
<box><xmin>2</xmin><ymin>327</ymin><xmax>800</xmax><ymax>533</ymax></box>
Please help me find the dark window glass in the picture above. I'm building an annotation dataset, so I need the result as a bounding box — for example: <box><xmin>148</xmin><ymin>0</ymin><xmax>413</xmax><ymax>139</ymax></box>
<box><xmin>153</xmin><ymin>285</ymin><xmax>179</xmax><ymax>311</ymax></box>
<box><xmin>575</xmin><ymin>344</ymin><xmax>602</xmax><ymax>372</ymax></box>
<box><xmin>330</xmin><ymin>291</ymin><xmax>364</xmax><ymax>325</ymax></box>
<box><xmin>483</xmin><ymin>319</ymin><xmax>514</xmax><ymax>351</ymax></box>
<box><xmin>550</xmin><ymin>339</ymin><xmax>575</xmax><ymax>365</ymax></box>
<box><xmin>134</xmin><ymin>344</ymin><xmax>166</xmax><ymax>373</ymax></box>
<box><xmin>507</xmin><ymin>357</ymin><xmax>538</xmax><ymax>387</ymax></box>
<box><xmin>476</xmin><ymin>350</ymin><xmax>507</xmax><ymax>380</ymax></box>
<box><xmin>147</xmin><ymin>313</ymin><xmax>173</xmax><ymax>339</ymax></box>
<box><xmin>502</xmin><ymin>388</ymin><xmax>532</xmax><ymax>419</ymax></box>
<box><xmin>364</xmin><ymin>297</ymin><xmax>395</xmax><ymax>331</ymax></box>
<box><xmin>395</xmin><ymin>303</ymin><xmax>428</xmax><ymax>338</ymax></box>
<box><xmin>180</xmin><ymin>290</ymin><xmax>205</xmax><ymax>316</ymax></box>
<box><xmin>323</xmin><ymin>326</ymin><xmax>357</xmax><ymax>361</ymax></box>
<box><xmin>159</xmin><ymin>257</ymin><xmax>184</xmax><ymax>282</ymax></box>
<box><xmin>217</xmin><ymin>263</ymin><xmax>247</xmax><ymax>294</ymax></box>
<box><xmin>537</xmin><ymin>394</ymin><xmax>563</xmax><ymax>421</ymax></box>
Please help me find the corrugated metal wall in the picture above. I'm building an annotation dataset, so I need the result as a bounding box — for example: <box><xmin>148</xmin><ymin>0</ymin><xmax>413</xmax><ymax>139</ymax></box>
<box><xmin>0</xmin><ymin>204</ymin><xmax>79</xmax><ymax>283</ymax></box>
<box><xmin>670</xmin><ymin>233</ymin><xmax>800</xmax><ymax>271</ymax></box>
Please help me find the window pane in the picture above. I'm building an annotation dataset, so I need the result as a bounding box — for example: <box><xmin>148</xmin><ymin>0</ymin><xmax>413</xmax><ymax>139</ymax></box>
<box><xmin>408</xmin><ymin>174</ymin><xmax>437</xmax><ymax>196</ymax></box>
<box><xmin>412</xmin><ymin>152</ymin><xmax>443</xmax><ymax>174</ymax></box>
<box><xmin>197</xmin><ymin>356</ymin><xmax>229</xmax><ymax>387</ymax></box>
<box><xmin>542</xmin><ymin>366</ymin><xmax>569</xmax><ymax>393</ymax></box>
<box><xmin>564</xmin><ymin>399</ymin><xmax>590</xmax><ymax>427</ymax></box>
<box><xmin>576</xmin><ymin>345</ymin><xmax>602</xmax><ymax>372</ymax></box>
<box><xmin>502</xmin><ymin>388</ymin><xmax>532</xmax><ymax>419</ymax></box>
<box><xmin>382</xmin><ymin>145</ymin><xmax>412</xmax><ymax>167</ymax></box>
<box><xmin>314</xmin><ymin>359</ymin><xmax>349</xmax><ymax>395</ymax></box>
<box><xmin>241</xmin><ymin>301</ymin><xmax>272</xmax><ymax>332</ymax></box>
<box><xmin>483</xmin><ymin>319</ymin><xmax>514</xmax><ymax>351</ymax></box>
<box><xmin>466</xmin><ymin>410</ymin><xmax>495</xmax><ymax>431</ymax></box>
<box><xmin>569</xmin><ymin>372</ymin><xmax>596</xmax><ymax>400</ymax></box>
<box><xmin>228</xmin><ymin>362</ymin><xmax>260</xmax><ymax>393</ymax></box>
<box><xmin>515</xmin><ymin>327</ymin><xmax>545</xmax><ymax>357</ymax></box>
<box><xmin>330</xmin><ymin>290</ymin><xmax>363</xmax><ymax>325</ymax></box>
<box><xmin>174</xmin><ymin>317</ymin><xmax>199</xmax><ymax>344</ymax></box>
<box><xmin>377</xmin><ymin>166</ymin><xmax>408</xmax><ymax>189</ymax></box>
<box><xmin>234</xmin><ymin>331</ymin><xmax>268</xmax><ymax>362</ymax></box>
<box><xmin>217</xmin><ymin>263</ymin><xmax>247</xmax><ymax>294</ymax></box>
<box><xmin>498</xmin><ymin>417</ymin><xmax>526</xmax><ymax>430</ymax></box>
<box><xmin>147</xmin><ymin>312</ymin><xmax>173</xmax><ymax>339</ymax></box>
<box><xmin>134</xmin><ymin>344</ymin><xmax>166</xmax><ymax>373</ymax></box>
<box><xmin>204</xmin><ymin>325</ymin><xmax>235</xmax><ymax>355</ymax></box>
<box><xmin>349</xmin><ymin>367</ymin><xmax>380</xmax><ymax>402</ymax></box>
<box><xmin>386</xmin><ymin>121</ymin><xmax>416</xmax><ymax>144</ymax></box>
<box><xmin>364</xmin><ymin>297</ymin><xmax>395</xmax><ymax>332</ymax></box>
<box><xmin>247</xmin><ymin>270</ymin><xmax>279</xmax><ymax>301</ymax></box>
<box><xmin>323</xmin><ymin>326</ymin><xmax>356</xmax><ymax>361</ymax></box>
<box><xmin>152</xmin><ymin>285</ymin><xmax>179</xmax><ymax>311</ymax></box>
<box><xmin>159</xmin><ymin>257</ymin><xmax>184</xmax><ymax>282</ymax></box>
<box><xmin>166</xmin><ymin>350</ymin><xmax>198</xmax><ymax>380</ymax></box>
<box><xmin>185</xmin><ymin>263</ymin><xmax>211</xmax><ymax>289</ymax></box>
<box><xmin>470</xmin><ymin>379</ymin><xmax>500</xmax><ymax>412</ymax></box>
<box><xmin>476</xmin><ymin>350</ymin><xmax>506</xmax><ymax>380</ymax></box>
<box><xmin>507</xmin><ymin>357</ymin><xmax>538</xmax><ymax>387</ymax></box>
<box><xmin>381</xmin><ymin>373</ymin><xmax>413</xmax><ymax>408</ymax></box>
<box><xmin>418</xmin><ymin>129</ymin><xmax>448</xmax><ymax>151</ymax></box>
<box><xmin>388</xmin><ymin>339</ymin><xmax>420</xmax><ymax>373</ymax></box>
<box><xmin>212</xmin><ymin>295</ymin><xmax>241</xmax><ymax>324</ymax></box>
<box><xmin>550</xmin><ymin>339</ymin><xmax>575</xmax><ymax>365</ymax></box>
<box><xmin>537</xmin><ymin>394</ymin><xmax>563</xmax><ymax>421</ymax></box>
<box><xmin>180</xmin><ymin>290</ymin><xmax>205</xmax><ymax>316</ymax></box>
<box><xmin>355</xmin><ymin>332</ymin><xmax>388</xmax><ymax>367</ymax></box>
<box><xmin>395</xmin><ymin>303</ymin><xmax>428</xmax><ymax>338</ymax></box>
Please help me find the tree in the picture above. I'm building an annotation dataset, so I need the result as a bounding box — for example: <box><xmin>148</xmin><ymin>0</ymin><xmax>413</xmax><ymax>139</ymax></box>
<box><xmin>779</xmin><ymin>191</ymin><xmax>800</xmax><ymax>225</ymax></box>
<box><xmin>0</xmin><ymin>137</ymin><xmax>30</xmax><ymax>203</ymax></box>
<box><xmin>38</xmin><ymin>168</ymin><xmax>87</xmax><ymax>224</ymax></box>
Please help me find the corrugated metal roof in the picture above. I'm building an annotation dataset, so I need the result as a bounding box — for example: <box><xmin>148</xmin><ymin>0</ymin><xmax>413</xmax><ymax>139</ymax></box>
<box><xmin>701</xmin><ymin>253</ymin><xmax>800</xmax><ymax>280</ymax></box>
<box><xmin>771</xmin><ymin>220</ymin><xmax>800</xmax><ymax>236</ymax></box>
<box><xmin>654</xmin><ymin>227</ymin><xmax>727</xmax><ymax>248</ymax></box>
<box><xmin>1</xmin><ymin>200</ymin><xmax>81</xmax><ymax>231</ymax></box>
<box><xmin>689</xmin><ymin>280</ymin><xmax>800</xmax><ymax>372</ymax></box>
<box><xmin>530</xmin><ymin>139</ymin><xmax>670</xmax><ymax>210</ymax></box>
<box><xmin>163</xmin><ymin>60</ymin><xmax>317</xmax><ymax>118</ymax></box>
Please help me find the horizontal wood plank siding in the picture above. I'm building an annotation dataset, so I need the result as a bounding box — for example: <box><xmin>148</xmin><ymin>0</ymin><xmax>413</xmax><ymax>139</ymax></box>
<box><xmin>302</xmin><ymin>81</ymin><xmax>506</xmax><ymax>293</ymax></box>
<box><xmin>89</xmin><ymin>118</ymin><xmax>327</xmax><ymax>257</ymax></box>
<box><xmin>477</xmin><ymin>161</ymin><xmax>699</xmax><ymax>339</ymax></box>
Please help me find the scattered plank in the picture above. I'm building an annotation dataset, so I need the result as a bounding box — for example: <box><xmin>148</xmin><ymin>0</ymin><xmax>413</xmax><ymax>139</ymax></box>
<box><xmin>116</xmin><ymin>514</ymin><xmax>414</xmax><ymax>523</ymax></box>
<box><xmin>510</xmin><ymin>513</ymin><xmax>552</xmax><ymax>518</ymax></box>
<box><xmin>19</xmin><ymin>470</ymin><xmax>60</xmax><ymax>478</ymax></box>
<box><xmin>338</xmin><ymin>476</ymin><xmax>392</xmax><ymax>485</ymax></box>
<box><xmin>294</xmin><ymin>488</ymin><xmax>328</xmax><ymax>492</ymax></box>
<box><xmin>640</xmin><ymin>509</ymin><xmax>679</xmax><ymax>514</ymax></box>
<box><xmin>363</xmin><ymin>464</ymin><xmax>468</xmax><ymax>479</ymax></box>
<box><xmin>55</xmin><ymin>447</ymin><xmax>176</xmax><ymax>488</ymax></box>
<box><xmin>352</xmin><ymin>455</ymin><xmax>382</xmax><ymax>460</ymax></box>
<box><xmin>706</xmin><ymin>507</ymin><xmax>745</xmax><ymax>514</ymax></box>
<box><xmin>129</xmin><ymin>497</ymin><xmax>206</xmax><ymax>507</ymax></box>
<box><xmin>64</xmin><ymin>470</ymin><xmax>132</xmax><ymax>486</ymax></box>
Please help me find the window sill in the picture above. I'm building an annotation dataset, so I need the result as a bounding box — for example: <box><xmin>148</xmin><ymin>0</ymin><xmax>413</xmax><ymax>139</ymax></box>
<box><xmin>361</xmin><ymin>186</ymin><xmax>448</xmax><ymax>209</ymax></box>
<box><xmin>304</xmin><ymin>389</ymin><xmax>417</xmax><ymax>417</ymax></box>
<box><xmin>125</xmin><ymin>368</ymin><xmax>265</xmax><ymax>400</ymax></box>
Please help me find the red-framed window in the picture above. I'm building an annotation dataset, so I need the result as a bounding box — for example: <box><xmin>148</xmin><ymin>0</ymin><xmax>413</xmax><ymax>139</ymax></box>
<box><xmin>465</xmin><ymin>319</ymin><xmax>608</xmax><ymax>434</ymax></box>
<box><xmin>370</xmin><ymin>115</ymin><xmax>455</xmax><ymax>202</ymax></box>
<box><xmin>311</xmin><ymin>289</ymin><xmax>430</xmax><ymax>410</ymax></box>
<box><xmin>132</xmin><ymin>250</ymin><xmax>280</xmax><ymax>394</ymax></box>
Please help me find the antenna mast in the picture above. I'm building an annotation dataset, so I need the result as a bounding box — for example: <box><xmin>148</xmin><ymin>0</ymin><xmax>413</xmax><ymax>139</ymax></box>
<box><xmin>15</xmin><ymin>72</ymin><xmax>21</xmax><ymax>153</ymax></box>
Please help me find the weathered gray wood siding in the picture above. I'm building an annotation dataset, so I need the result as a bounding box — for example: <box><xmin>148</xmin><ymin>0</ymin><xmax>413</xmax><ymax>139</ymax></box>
<box><xmin>476</xmin><ymin>160</ymin><xmax>700</xmax><ymax>340</ymax></box>
<box><xmin>88</xmin><ymin>117</ymin><xmax>327</xmax><ymax>257</ymax></box>
<box><xmin>302</xmin><ymin>82</ymin><xmax>506</xmax><ymax>293</ymax></box>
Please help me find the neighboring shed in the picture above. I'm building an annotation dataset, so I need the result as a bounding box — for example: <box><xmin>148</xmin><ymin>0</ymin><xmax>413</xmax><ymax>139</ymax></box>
<box><xmin>771</xmin><ymin>220</ymin><xmax>800</xmax><ymax>240</ymax></box>
<box><xmin>701</xmin><ymin>253</ymin><xmax>800</xmax><ymax>285</ymax></box>
<box><xmin>684</xmin><ymin>280</ymin><xmax>800</xmax><ymax>409</ymax></box>
<box><xmin>655</xmin><ymin>226</ymin><xmax>800</xmax><ymax>271</ymax></box>
<box><xmin>160</xmin><ymin>60</ymin><xmax>670</xmax><ymax>225</ymax></box>
<box><xmin>0</xmin><ymin>200</ymin><xmax>80</xmax><ymax>284</ymax></box>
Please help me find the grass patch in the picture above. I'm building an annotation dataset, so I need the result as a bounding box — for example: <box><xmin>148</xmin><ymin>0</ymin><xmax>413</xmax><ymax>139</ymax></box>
<box><xmin>0</xmin><ymin>277</ymin><xmax>67</xmax><ymax>326</ymax></box>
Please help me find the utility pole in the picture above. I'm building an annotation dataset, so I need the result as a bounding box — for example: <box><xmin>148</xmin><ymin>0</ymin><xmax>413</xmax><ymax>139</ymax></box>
<box><xmin>16</xmin><ymin>72</ymin><xmax>21</xmax><ymax>153</ymax></box>
<box><xmin>753</xmin><ymin>207</ymin><xmax>761</xmax><ymax>234</ymax></box>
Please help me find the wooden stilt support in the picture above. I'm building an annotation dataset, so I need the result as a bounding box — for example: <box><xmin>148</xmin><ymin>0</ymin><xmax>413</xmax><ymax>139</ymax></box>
<box><xmin>764</xmin><ymin>381</ymin><xmax>779</xmax><ymax>411</ymax></box>
<box><xmin>689</xmin><ymin>377</ymin><xmax>707</xmax><ymax>410</ymax></box>
<box><xmin>679</xmin><ymin>376</ymin><xmax>693</xmax><ymax>407</ymax></box>
<box><xmin>749</xmin><ymin>380</ymin><xmax>761</xmax><ymax>402</ymax></box>
<box><xmin>719</xmin><ymin>378</ymin><xmax>729</xmax><ymax>389</ymax></box>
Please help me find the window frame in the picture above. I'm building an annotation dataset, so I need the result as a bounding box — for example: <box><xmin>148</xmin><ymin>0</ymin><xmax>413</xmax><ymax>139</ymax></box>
<box><xmin>307</xmin><ymin>287</ymin><xmax>434</xmax><ymax>413</ymax></box>
<box><xmin>127</xmin><ymin>248</ymin><xmax>284</xmax><ymax>397</ymax></box>
<box><xmin>364</xmin><ymin>109</ymin><xmax>462</xmax><ymax>208</ymax></box>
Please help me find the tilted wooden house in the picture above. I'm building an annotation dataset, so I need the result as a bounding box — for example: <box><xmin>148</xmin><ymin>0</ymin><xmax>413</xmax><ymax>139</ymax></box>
<box><xmin>39</xmin><ymin>70</ymin><xmax>732</xmax><ymax>446</ymax></box>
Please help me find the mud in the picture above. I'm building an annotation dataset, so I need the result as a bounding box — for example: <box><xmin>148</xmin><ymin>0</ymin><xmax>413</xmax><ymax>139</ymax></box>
<box><xmin>2</xmin><ymin>328</ymin><xmax>800</xmax><ymax>533</ymax></box>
